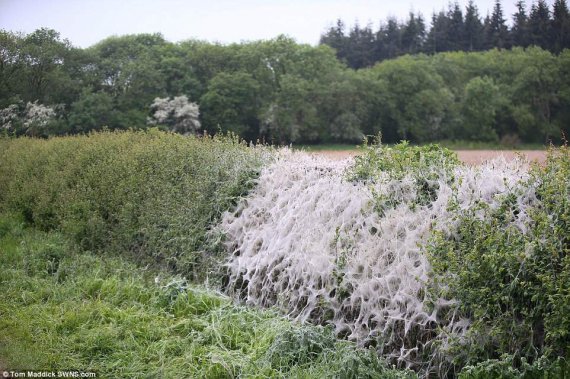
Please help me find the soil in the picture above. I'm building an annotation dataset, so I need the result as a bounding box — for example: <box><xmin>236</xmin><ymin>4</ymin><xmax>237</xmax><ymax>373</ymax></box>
<box><xmin>312</xmin><ymin>150</ymin><xmax>547</xmax><ymax>165</ymax></box>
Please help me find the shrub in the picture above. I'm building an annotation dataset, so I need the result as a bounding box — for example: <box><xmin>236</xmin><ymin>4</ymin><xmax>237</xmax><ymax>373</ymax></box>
<box><xmin>349</xmin><ymin>139</ymin><xmax>460</xmax><ymax>212</ymax></box>
<box><xmin>0</xmin><ymin>130</ymin><xmax>269</xmax><ymax>279</ymax></box>
<box><xmin>427</xmin><ymin>145</ymin><xmax>570</xmax><ymax>369</ymax></box>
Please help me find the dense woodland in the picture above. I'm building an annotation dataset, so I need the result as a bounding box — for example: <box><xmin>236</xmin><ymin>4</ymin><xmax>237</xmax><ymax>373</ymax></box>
<box><xmin>321</xmin><ymin>0</ymin><xmax>570</xmax><ymax>68</ymax></box>
<box><xmin>1</xmin><ymin>0</ymin><xmax>569</xmax><ymax>145</ymax></box>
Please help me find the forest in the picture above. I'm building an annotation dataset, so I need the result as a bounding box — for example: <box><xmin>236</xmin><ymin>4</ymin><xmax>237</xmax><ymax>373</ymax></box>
<box><xmin>1</xmin><ymin>0</ymin><xmax>569</xmax><ymax>145</ymax></box>
<box><xmin>320</xmin><ymin>0</ymin><xmax>570</xmax><ymax>67</ymax></box>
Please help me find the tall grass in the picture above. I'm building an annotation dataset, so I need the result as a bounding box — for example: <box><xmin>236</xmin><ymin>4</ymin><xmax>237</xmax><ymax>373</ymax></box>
<box><xmin>0</xmin><ymin>213</ymin><xmax>414</xmax><ymax>378</ymax></box>
<box><xmin>0</xmin><ymin>130</ymin><xmax>267</xmax><ymax>279</ymax></box>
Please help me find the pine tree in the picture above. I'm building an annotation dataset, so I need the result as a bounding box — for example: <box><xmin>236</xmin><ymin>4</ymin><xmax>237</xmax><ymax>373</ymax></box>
<box><xmin>402</xmin><ymin>12</ymin><xmax>426</xmax><ymax>54</ymax></box>
<box><xmin>464</xmin><ymin>0</ymin><xmax>484</xmax><ymax>50</ymax></box>
<box><xmin>512</xmin><ymin>0</ymin><xmax>530</xmax><ymax>47</ymax></box>
<box><xmin>447</xmin><ymin>2</ymin><xmax>465</xmax><ymax>51</ymax></box>
<box><xmin>319</xmin><ymin>19</ymin><xmax>349</xmax><ymax>63</ymax></box>
<box><xmin>382</xmin><ymin>17</ymin><xmax>402</xmax><ymax>59</ymax></box>
<box><xmin>552</xmin><ymin>0</ymin><xmax>570</xmax><ymax>52</ymax></box>
<box><xmin>346</xmin><ymin>23</ymin><xmax>376</xmax><ymax>68</ymax></box>
<box><xmin>425</xmin><ymin>11</ymin><xmax>451</xmax><ymax>53</ymax></box>
<box><xmin>529</xmin><ymin>0</ymin><xmax>552</xmax><ymax>50</ymax></box>
<box><xmin>487</xmin><ymin>0</ymin><xmax>510</xmax><ymax>49</ymax></box>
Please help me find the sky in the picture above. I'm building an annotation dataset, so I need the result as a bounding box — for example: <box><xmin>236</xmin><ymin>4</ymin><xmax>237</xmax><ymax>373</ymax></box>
<box><xmin>0</xmin><ymin>0</ymin><xmax>550</xmax><ymax>48</ymax></box>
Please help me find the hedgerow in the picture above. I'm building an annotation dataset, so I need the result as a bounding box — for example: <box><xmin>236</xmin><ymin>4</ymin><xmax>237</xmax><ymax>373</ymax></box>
<box><xmin>426</xmin><ymin>146</ymin><xmax>570</xmax><ymax>373</ymax></box>
<box><xmin>0</xmin><ymin>130</ymin><xmax>268</xmax><ymax>278</ymax></box>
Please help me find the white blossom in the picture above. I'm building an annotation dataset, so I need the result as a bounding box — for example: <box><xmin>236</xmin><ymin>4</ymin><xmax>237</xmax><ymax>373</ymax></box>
<box><xmin>23</xmin><ymin>101</ymin><xmax>56</xmax><ymax>129</ymax></box>
<box><xmin>149</xmin><ymin>95</ymin><xmax>201</xmax><ymax>135</ymax></box>
<box><xmin>0</xmin><ymin>101</ymin><xmax>55</xmax><ymax>135</ymax></box>
<box><xmin>0</xmin><ymin>104</ymin><xmax>20</xmax><ymax>130</ymax></box>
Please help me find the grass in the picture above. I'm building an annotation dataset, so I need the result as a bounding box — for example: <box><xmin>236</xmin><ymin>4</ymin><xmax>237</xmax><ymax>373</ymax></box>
<box><xmin>0</xmin><ymin>213</ymin><xmax>415</xmax><ymax>378</ymax></box>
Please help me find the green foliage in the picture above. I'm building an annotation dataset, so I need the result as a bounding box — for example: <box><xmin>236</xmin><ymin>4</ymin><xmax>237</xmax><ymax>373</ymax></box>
<box><xmin>459</xmin><ymin>354</ymin><xmax>568</xmax><ymax>379</ymax></box>
<box><xmin>0</xmin><ymin>130</ymin><xmax>267</xmax><ymax>279</ymax></box>
<box><xmin>349</xmin><ymin>140</ymin><xmax>460</xmax><ymax>215</ymax></box>
<box><xmin>0</xmin><ymin>214</ymin><xmax>413</xmax><ymax>378</ymax></box>
<box><xmin>350</xmin><ymin>139</ymin><xmax>460</xmax><ymax>181</ymax></box>
<box><xmin>461</xmin><ymin>76</ymin><xmax>504</xmax><ymax>142</ymax></box>
<box><xmin>1</xmin><ymin>27</ymin><xmax>570</xmax><ymax>144</ymax></box>
<box><xmin>427</xmin><ymin>145</ymin><xmax>570</xmax><ymax>368</ymax></box>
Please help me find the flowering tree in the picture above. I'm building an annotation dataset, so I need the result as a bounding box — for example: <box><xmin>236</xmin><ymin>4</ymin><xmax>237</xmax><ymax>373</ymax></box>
<box><xmin>148</xmin><ymin>96</ymin><xmax>201</xmax><ymax>135</ymax></box>
<box><xmin>0</xmin><ymin>101</ymin><xmax>56</xmax><ymax>136</ymax></box>
<box><xmin>0</xmin><ymin>104</ymin><xmax>20</xmax><ymax>132</ymax></box>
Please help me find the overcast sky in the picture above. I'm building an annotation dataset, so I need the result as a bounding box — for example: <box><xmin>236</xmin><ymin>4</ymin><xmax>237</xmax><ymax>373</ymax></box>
<box><xmin>0</xmin><ymin>0</ymin><xmax>552</xmax><ymax>48</ymax></box>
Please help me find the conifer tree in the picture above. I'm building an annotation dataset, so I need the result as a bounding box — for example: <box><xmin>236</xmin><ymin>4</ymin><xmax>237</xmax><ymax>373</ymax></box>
<box><xmin>552</xmin><ymin>0</ymin><xmax>570</xmax><ymax>52</ymax></box>
<box><xmin>447</xmin><ymin>2</ymin><xmax>465</xmax><ymax>51</ymax></box>
<box><xmin>402</xmin><ymin>12</ymin><xmax>426</xmax><ymax>54</ymax></box>
<box><xmin>512</xmin><ymin>0</ymin><xmax>530</xmax><ymax>47</ymax></box>
<box><xmin>464</xmin><ymin>0</ymin><xmax>484</xmax><ymax>51</ymax></box>
<box><xmin>529</xmin><ymin>0</ymin><xmax>552</xmax><ymax>49</ymax></box>
<box><xmin>319</xmin><ymin>19</ymin><xmax>349</xmax><ymax>63</ymax></box>
<box><xmin>425</xmin><ymin>11</ymin><xmax>451</xmax><ymax>53</ymax></box>
<box><xmin>383</xmin><ymin>17</ymin><xmax>402</xmax><ymax>59</ymax></box>
<box><xmin>487</xmin><ymin>0</ymin><xmax>510</xmax><ymax>49</ymax></box>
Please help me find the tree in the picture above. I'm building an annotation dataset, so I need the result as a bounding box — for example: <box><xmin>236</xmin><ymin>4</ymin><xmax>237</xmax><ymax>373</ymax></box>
<box><xmin>486</xmin><ymin>0</ymin><xmax>510</xmax><ymax>49</ymax></box>
<box><xmin>90</xmin><ymin>33</ymin><xmax>168</xmax><ymax>110</ymax></box>
<box><xmin>199</xmin><ymin>72</ymin><xmax>261</xmax><ymax>140</ymax></box>
<box><xmin>22</xmin><ymin>101</ymin><xmax>56</xmax><ymax>136</ymax></box>
<box><xmin>447</xmin><ymin>3</ymin><xmax>465</xmax><ymax>51</ymax></box>
<box><xmin>0</xmin><ymin>100</ymin><xmax>56</xmax><ymax>136</ymax></box>
<box><xmin>551</xmin><ymin>0</ymin><xmax>570</xmax><ymax>52</ymax></box>
<box><xmin>512</xmin><ymin>1</ymin><xmax>530</xmax><ymax>47</ymax></box>
<box><xmin>17</xmin><ymin>28</ymin><xmax>76</xmax><ymax>104</ymax></box>
<box><xmin>0</xmin><ymin>103</ymin><xmax>22</xmax><ymax>133</ymax></box>
<box><xmin>68</xmin><ymin>90</ymin><xmax>119</xmax><ymax>133</ymax></box>
<box><xmin>529</xmin><ymin>0</ymin><xmax>552</xmax><ymax>50</ymax></box>
<box><xmin>346</xmin><ymin>23</ymin><xmax>376</xmax><ymax>69</ymax></box>
<box><xmin>372</xmin><ymin>56</ymin><xmax>452</xmax><ymax>142</ymax></box>
<box><xmin>461</xmin><ymin>76</ymin><xmax>502</xmax><ymax>141</ymax></box>
<box><xmin>512</xmin><ymin>47</ymin><xmax>559</xmax><ymax>142</ymax></box>
<box><xmin>402</xmin><ymin>12</ymin><xmax>426</xmax><ymax>54</ymax></box>
<box><xmin>148</xmin><ymin>96</ymin><xmax>200</xmax><ymax>135</ymax></box>
<box><xmin>464</xmin><ymin>1</ymin><xmax>484</xmax><ymax>51</ymax></box>
<box><xmin>425</xmin><ymin>11</ymin><xmax>451</xmax><ymax>53</ymax></box>
<box><xmin>382</xmin><ymin>17</ymin><xmax>403</xmax><ymax>59</ymax></box>
<box><xmin>319</xmin><ymin>19</ymin><xmax>349</xmax><ymax>64</ymax></box>
<box><xmin>0</xmin><ymin>30</ymin><xmax>23</xmax><ymax>106</ymax></box>
<box><xmin>260</xmin><ymin>75</ymin><xmax>319</xmax><ymax>143</ymax></box>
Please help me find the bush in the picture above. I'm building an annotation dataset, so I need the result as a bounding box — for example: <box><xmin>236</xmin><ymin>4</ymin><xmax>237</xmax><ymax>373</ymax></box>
<box><xmin>427</xmin><ymin>145</ymin><xmax>570</xmax><ymax>369</ymax></box>
<box><xmin>349</xmin><ymin>139</ymin><xmax>460</xmax><ymax>212</ymax></box>
<box><xmin>0</xmin><ymin>130</ymin><xmax>269</xmax><ymax>279</ymax></box>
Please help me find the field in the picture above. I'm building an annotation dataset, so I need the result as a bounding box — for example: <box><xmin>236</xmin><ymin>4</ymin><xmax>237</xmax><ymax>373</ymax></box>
<box><xmin>0</xmin><ymin>132</ymin><xmax>568</xmax><ymax>378</ymax></box>
<box><xmin>312</xmin><ymin>149</ymin><xmax>547</xmax><ymax>165</ymax></box>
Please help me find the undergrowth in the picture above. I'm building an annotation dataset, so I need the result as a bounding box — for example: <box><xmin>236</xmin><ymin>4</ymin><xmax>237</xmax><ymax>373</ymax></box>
<box><xmin>0</xmin><ymin>213</ymin><xmax>414</xmax><ymax>378</ymax></box>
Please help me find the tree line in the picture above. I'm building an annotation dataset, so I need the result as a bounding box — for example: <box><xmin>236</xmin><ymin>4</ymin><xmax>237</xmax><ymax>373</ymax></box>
<box><xmin>0</xmin><ymin>26</ymin><xmax>569</xmax><ymax>145</ymax></box>
<box><xmin>321</xmin><ymin>0</ymin><xmax>570</xmax><ymax>69</ymax></box>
